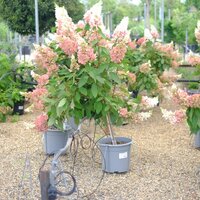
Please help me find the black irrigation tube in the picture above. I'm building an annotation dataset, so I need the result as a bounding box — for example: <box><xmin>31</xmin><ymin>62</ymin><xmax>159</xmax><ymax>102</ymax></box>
<box><xmin>179</xmin><ymin>64</ymin><xmax>194</xmax><ymax>68</ymax></box>
<box><xmin>176</xmin><ymin>79</ymin><xmax>200</xmax><ymax>83</ymax></box>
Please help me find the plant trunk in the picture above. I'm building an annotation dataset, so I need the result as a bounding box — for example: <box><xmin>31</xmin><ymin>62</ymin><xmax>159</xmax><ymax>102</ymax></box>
<box><xmin>106</xmin><ymin>114</ymin><xmax>116</xmax><ymax>145</ymax></box>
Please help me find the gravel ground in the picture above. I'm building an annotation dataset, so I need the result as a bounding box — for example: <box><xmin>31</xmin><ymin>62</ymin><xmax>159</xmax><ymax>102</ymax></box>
<box><xmin>1</xmin><ymin>102</ymin><xmax>200</xmax><ymax>200</ymax></box>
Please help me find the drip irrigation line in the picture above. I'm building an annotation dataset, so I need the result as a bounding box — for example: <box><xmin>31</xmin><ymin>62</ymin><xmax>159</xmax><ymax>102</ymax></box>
<box><xmin>176</xmin><ymin>79</ymin><xmax>200</xmax><ymax>83</ymax></box>
<box><xmin>39</xmin><ymin>119</ymin><xmax>106</xmax><ymax>199</ymax></box>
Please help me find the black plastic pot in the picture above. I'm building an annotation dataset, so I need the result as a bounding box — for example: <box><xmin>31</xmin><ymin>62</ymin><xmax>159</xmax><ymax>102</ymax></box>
<box><xmin>13</xmin><ymin>101</ymin><xmax>25</xmax><ymax>115</ymax></box>
<box><xmin>131</xmin><ymin>90</ymin><xmax>139</xmax><ymax>98</ymax></box>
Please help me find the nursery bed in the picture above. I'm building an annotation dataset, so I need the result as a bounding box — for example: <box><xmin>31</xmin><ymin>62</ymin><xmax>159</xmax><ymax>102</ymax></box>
<box><xmin>0</xmin><ymin>101</ymin><xmax>200</xmax><ymax>200</ymax></box>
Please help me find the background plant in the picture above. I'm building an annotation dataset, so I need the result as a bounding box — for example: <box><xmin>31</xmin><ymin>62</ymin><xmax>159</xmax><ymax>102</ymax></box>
<box><xmin>124</xmin><ymin>35</ymin><xmax>181</xmax><ymax>96</ymax></box>
<box><xmin>0</xmin><ymin>0</ymin><xmax>84</xmax><ymax>35</ymax></box>
<box><xmin>0</xmin><ymin>54</ymin><xmax>34</xmax><ymax>121</ymax></box>
<box><xmin>161</xmin><ymin>20</ymin><xmax>200</xmax><ymax>134</ymax></box>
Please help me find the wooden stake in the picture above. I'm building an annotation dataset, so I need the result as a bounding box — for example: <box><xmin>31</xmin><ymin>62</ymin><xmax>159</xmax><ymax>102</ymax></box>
<box><xmin>106</xmin><ymin>114</ymin><xmax>117</xmax><ymax>145</ymax></box>
<box><xmin>39</xmin><ymin>169</ymin><xmax>50</xmax><ymax>200</ymax></box>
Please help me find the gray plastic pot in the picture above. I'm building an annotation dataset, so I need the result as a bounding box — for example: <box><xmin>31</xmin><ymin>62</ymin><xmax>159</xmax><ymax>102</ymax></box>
<box><xmin>43</xmin><ymin>129</ymin><xmax>68</xmax><ymax>155</ymax></box>
<box><xmin>193</xmin><ymin>130</ymin><xmax>200</xmax><ymax>148</ymax></box>
<box><xmin>43</xmin><ymin>117</ymin><xmax>78</xmax><ymax>155</ymax></box>
<box><xmin>98</xmin><ymin>137</ymin><xmax>132</xmax><ymax>173</ymax></box>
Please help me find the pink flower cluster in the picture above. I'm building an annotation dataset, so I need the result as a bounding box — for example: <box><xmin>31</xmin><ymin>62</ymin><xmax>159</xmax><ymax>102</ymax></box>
<box><xmin>77</xmin><ymin>44</ymin><xmax>96</xmax><ymax>65</ymax></box>
<box><xmin>57</xmin><ymin>36</ymin><xmax>78</xmax><ymax>56</ymax></box>
<box><xmin>27</xmin><ymin>87</ymin><xmax>48</xmax><ymax>110</ymax></box>
<box><xmin>128</xmin><ymin>41</ymin><xmax>136</xmax><ymax>49</ymax></box>
<box><xmin>187</xmin><ymin>53</ymin><xmax>200</xmax><ymax>66</ymax></box>
<box><xmin>174</xmin><ymin>110</ymin><xmax>186</xmax><ymax>123</ymax></box>
<box><xmin>84</xmin><ymin>14</ymin><xmax>102</xmax><ymax>28</ymax></box>
<box><xmin>76</xmin><ymin>20</ymin><xmax>85</xmax><ymax>29</ymax></box>
<box><xmin>187</xmin><ymin>94</ymin><xmax>200</xmax><ymax>108</ymax></box>
<box><xmin>154</xmin><ymin>42</ymin><xmax>180</xmax><ymax>68</ymax></box>
<box><xmin>110</xmin><ymin>44</ymin><xmax>127</xmax><ymax>63</ymax></box>
<box><xmin>159</xmin><ymin>70</ymin><xmax>182</xmax><ymax>84</ymax></box>
<box><xmin>174</xmin><ymin>89</ymin><xmax>200</xmax><ymax>108</ymax></box>
<box><xmin>119</xmin><ymin>108</ymin><xmax>128</xmax><ymax>118</ymax></box>
<box><xmin>56</xmin><ymin>19</ymin><xmax>74</xmax><ymax>36</ymax></box>
<box><xmin>33</xmin><ymin>45</ymin><xmax>58</xmax><ymax>75</ymax></box>
<box><xmin>86</xmin><ymin>30</ymin><xmax>107</xmax><ymax>46</ymax></box>
<box><xmin>136</xmin><ymin>37</ymin><xmax>147</xmax><ymax>46</ymax></box>
<box><xmin>112</xmin><ymin>31</ymin><xmax>130</xmax><ymax>43</ymax></box>
<box><xmin>173</xmin><ymin>89</ymin><xmax>189</xmax><ymax>107</ymax></box>
<box><xmin>128</xmin><ymin>72</ymin><xmax>136</xmax><ymax>84</ymax></box>
<box><xmin>35</xmin><ymin>74</ymin><xmax>49</xmax><ymax>87</ymax></box>
<box><xmin>35</xmin><ymin>113</ymin><xmax>48</xmax><ymax>132</ymax></box>
<box><xmin>55</xmin><ymin>6</ymin><xmax>79</xmax><ymax>58</ymax></box>
<box><xmin>161</xmin><ymin>108</ymin><xmax>186</xmax><ymax>124</ymax></box>
<box><xmin>139</xmin><ymin>62</ymin><xmax>151</xmax><ymax>73</ymax></box>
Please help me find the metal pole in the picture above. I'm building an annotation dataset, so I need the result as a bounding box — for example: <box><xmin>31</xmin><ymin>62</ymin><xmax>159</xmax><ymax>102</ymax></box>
<box><xmin>35</xmin><ymin>0</ymin><xmax>39</xmax><ymax>44</ymax></box>
<box><xmin>19</xmin><ymin>34</ymin><xmax>22</xmax><ymax>60</ymax></box>
<box><xmin>144</xmin><ymin>3</ymin><xmax>147</xmax><ymax>29</ymax></box>
<box><xmin>109</xmin><ymin>12</ymin><xmax>112</xmax><ymax>34</ymax></box>
<box><xmin>168</xmin><ymin>9</ymin><xmax>171</xmax><ymax>20</ymax></box>
<box><xmin>154</xmin><ymin>0</ymin><xmax>157</xmax><ymax>28</ymax></box>
<box><xmin>185</xmin><ymin>29</ymin><xmax>188</xmax><ymax>54</ymax></box>
<box><xmin>161</xmin><ymin>0</ymin><xmax>164</xmax><ymax>42</ymax></box>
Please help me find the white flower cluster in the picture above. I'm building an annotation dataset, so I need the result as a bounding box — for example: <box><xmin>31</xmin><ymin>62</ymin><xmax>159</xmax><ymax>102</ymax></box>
<box><xmin>138</xmin><ymin>111</ymin><xmax>153</xmax><ymax>121</ymax></box>
<box><xmin>160</xmin><ymin>108</ymin><xmax>176</xmax><ymax>124</ymax></box>
<box><xmin>141</xmin><ymin>96</ymin><xmax>159</xmax><ymax>109</ymax></box>
<box><xmin>55</xmin><ymin>5</ymin><xmax>69</xmax><ymax>21</ymax></box>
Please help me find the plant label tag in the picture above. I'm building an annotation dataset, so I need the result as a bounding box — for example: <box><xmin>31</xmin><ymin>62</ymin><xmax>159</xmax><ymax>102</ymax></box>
<box><xmin>119</xmin><ymin>152</ymin><xmax>127</xmax><ymax>159</ymax></box>
<box><xmin>18</xmin><ymin>106</ymin><xmax>24</xmax><ymax>110</ymax></box>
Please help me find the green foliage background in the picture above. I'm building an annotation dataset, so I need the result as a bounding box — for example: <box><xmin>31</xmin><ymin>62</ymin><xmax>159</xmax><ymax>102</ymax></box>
<box><xmin>0</xmin><ymin>0</ymin><xmax>84</xmax><ymax>35</ymax></box>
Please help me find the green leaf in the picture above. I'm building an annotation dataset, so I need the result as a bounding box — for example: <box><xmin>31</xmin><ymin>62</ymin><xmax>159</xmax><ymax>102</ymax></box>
<box><xmin>91</xmin><ymin>84</ymin><xmax>98</xmax><ymax>98</ymax></box>
<box><xmin>56</xmin><ymin>106</ymin><xmax>64</xmax><ymax>117</ymax></box>
<box><xmin>96</xmin><ymin>76</ymin><xmax>105</xmax><ymax>83</ymax></box>
<box><xmin>98</xmin><ymin>63</ymin><xmax>107</xmax><ymax>73</ymax></box>
<box><xmin>88</xmin><ymin>71</ymin><xmax>96</xmax><ymax>81</ymax></box>
<box><xmin>109</xmin><ymin>72</ymin><xmax>121</xmax><ymax>84</ymax></box>
<box><xmin>78</xmin><ymin>75</ymin><xmax>88</xmax><ymax>88</ymax></box>
<box><xmin>58</xmin><ymin>98</ymin><xmax>66</xmax><ymax>108</ymax></box>
<box><xmin>104</xmin><ymin>105</ymin><xmax>110</xmax><ymax>112</ymax></box>
<box><xmin>79</xmin><ymin>87</ymin><xmax>87</xmax><ymax>96</ymax></box>
<box><xmin>94</xmin><ymin>102</ymin><xmax>102</xmax><ymax>114</ymax></box>
<box><xmin>85</xmin><ymin>23</ymin><xmax>90</xmax><ymax>31</ymax></box>
<box><xmin>48</xmin><ymin>116</ymin><xmax>55</xmax><ymax>127</ymax></box>
<box><xmin>70</xmin><ymin>100</ymin><xmax>75</xmax><ymax>109</ymax></box>
<box><xmin>75</xmin><ymin>92</ymin><xmax>80</xmax><ymax>102</ymax></box>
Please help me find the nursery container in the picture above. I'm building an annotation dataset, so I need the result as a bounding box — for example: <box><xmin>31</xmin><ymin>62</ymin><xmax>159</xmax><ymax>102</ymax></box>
<box><xmin>194</xmin><ymin>130</ymin><xmax>200</xmax><ymax>148</ymax></box>
<box><xmin>43</xmin><ymin>118</ymin><xmax>79</xmax><ymax>155</ymax></box>
<box><xmin>98</xmin><ymin>137</ymin><xmax>132</xmax><ymax>173</ymax></box>
<box><xmin>13</xmin><ymin>101</ymin><xmax>25</xmax><ymax>115</ymax></box>
<box><xmin>43</xmin><ymin>129</ymin><xmax>68</xmax><ymax>155</ymax></box>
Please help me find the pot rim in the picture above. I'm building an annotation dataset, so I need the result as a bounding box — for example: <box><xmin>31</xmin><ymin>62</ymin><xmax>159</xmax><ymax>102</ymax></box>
<box><xmin>98</xmin><ymin>136</ymin><xmax>132</xmax><ymax>147</ymax></box>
